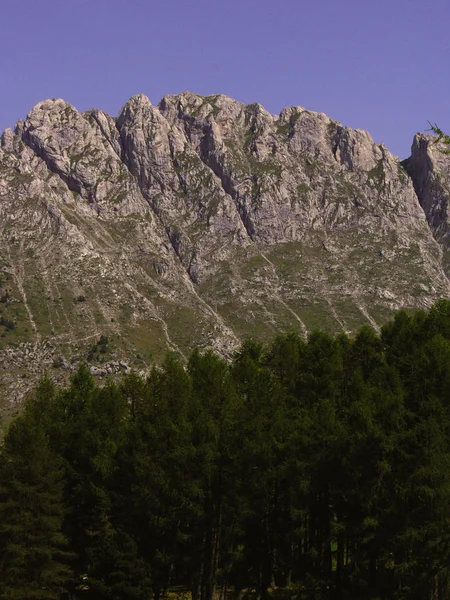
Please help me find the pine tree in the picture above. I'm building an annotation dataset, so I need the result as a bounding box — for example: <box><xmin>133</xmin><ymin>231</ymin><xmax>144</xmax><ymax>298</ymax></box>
<box><xmin>188</xmin><ymin>349</ymin><xmax>242</xmax><ymax>600</ymax></box>
<box><xmin>0</xmin><ymin>403</ymin><xmax>72</xmax><ymax>599</ymax></box>
<box><xmin>128</xmin><ymin>354</ymin><xmax>197</xmax><ymax>599</ymax></box>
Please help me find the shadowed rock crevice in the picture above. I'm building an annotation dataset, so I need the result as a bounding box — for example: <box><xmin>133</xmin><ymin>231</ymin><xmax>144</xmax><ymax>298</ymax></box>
<box><xmin>196</xmin><ymin>128</ymin><xmax>256</xmax><ymax>240</ymax></box>
<box><xmin>403</xmin><ymin>134</ymin><xmax>450</xmax><ymax>274</ymax></box>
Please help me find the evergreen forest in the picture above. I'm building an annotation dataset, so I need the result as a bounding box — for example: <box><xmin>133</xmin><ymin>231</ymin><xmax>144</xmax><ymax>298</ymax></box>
<box><xmin>3</xmin><ymin>302</ymin><xmax>450</xmax><ymax>600</ymax></box>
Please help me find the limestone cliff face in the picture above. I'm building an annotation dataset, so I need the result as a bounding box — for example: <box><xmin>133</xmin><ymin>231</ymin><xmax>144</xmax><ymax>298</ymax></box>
<box><xmin>0</xmin><ymin>92</ymin><xmax>449</xmax><ymax>407</ymax></box>
<box><xmin>403</xmin><ymin>133</ymin><xmax>450</xmax><ymax>269</ymax></box>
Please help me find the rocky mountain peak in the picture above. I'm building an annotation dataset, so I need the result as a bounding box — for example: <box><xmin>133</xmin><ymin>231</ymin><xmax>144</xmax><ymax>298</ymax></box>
<box><xmin>0</xmin><ymin>92</ymin><xmax>450</xmax><ymax>408</ymax></box>
<box><xmin>404</xmin><ymin>132</ymin><xmax>450</xmax><ymax>267</ymax></box>
<box><xmin>1</xmin><ymin>127</ymin><xmax>14</xmax><ymax>151</ymax></box>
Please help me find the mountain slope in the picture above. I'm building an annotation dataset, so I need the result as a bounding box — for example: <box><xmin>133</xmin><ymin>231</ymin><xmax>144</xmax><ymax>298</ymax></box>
<box><xmin>0</xmin><ymin>92</ymin><xmax>449</xmax><ymax>407</ymax></box>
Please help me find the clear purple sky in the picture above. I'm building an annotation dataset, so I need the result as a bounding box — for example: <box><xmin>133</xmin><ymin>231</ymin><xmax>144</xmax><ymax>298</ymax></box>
<box><xmin>1</xmin><ymin>0</ymin><xmax>449</xmax><ymax>158</ymax></box>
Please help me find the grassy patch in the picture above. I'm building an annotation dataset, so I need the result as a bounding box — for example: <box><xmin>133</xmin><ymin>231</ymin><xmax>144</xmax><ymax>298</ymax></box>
<box><xmin>367</xmin><ymin>159</ymin><xmax>385</xmax><ymax>190</ymax></box>
<box><xmin>276</xmin><ymin>112</ymin><xmax>301</xmax><ymax>140</ymax></box>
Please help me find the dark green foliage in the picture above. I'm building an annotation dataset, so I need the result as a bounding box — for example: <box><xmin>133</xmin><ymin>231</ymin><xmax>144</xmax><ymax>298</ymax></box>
<box><xmin>0</xmin><ymin>378</ymin><xmax>73</xmax><ymax>599</ymax></box>
<box><xmin>0</xmin><ymin>315</ymin><xmax>15</xmax><ymax>330</ymax></box>
<box><xmin>428</xmin><ymin>123</ymin><xmax>450</xmax><ymax>154</ymax></box>
<box><xmin>4</xmin><ymin>301</ymin><xmax>450</xmax><ymax>599</ymax></box>
<box><xmin>87</xmin><ymin>335</ymin><xmax>109</xmax><ymax>361</ymax></box>
<box><xmin>0</xmin><ymin>290</ymin><xmax>11</xmax><ymax>303</ymax></box>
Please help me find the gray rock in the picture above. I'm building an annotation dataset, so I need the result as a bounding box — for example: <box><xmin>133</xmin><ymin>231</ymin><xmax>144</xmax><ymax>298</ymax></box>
<box><xmin>404</xmin><ymin>133</ymin><xmax>450</xmax><ymax>249</ymax></box>
<box><xmin>1</xmin><ymin>91</ymin><xmax>450</xmax><ymax>407</ymax></box>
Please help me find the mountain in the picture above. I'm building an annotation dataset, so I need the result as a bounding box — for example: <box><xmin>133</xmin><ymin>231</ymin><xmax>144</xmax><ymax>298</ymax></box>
<box><xmin>0</xmin><ymin>92</ymin><xmax>449</xmax><ymax>410</ymax></box>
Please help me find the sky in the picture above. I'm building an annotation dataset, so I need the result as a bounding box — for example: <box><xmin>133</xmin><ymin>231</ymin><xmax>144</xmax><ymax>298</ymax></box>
<box><xmin>1</xmin><ymin>0</ymin><xmax>449</xmax><ymax>159</ymax></box>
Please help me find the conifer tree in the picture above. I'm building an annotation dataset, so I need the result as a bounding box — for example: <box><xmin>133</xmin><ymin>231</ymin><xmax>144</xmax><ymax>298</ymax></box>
<box><xmin>0</xmin><ymin>392</ymin><xmax>72</xmax><ymax>599</ymax></box>
<box><xmin>128</xmin><ymin>354</ymin><xmax>196</xmax><ymax>600</ymax></box>
<box><xmin>188</xmin><ymin>349</ymin><xmax>242</xmax><ymax>600</ymax></box>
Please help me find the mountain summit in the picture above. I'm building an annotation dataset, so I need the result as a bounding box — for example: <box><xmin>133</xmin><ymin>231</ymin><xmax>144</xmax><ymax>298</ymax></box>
<box><xmin>0</xmin><ymin>92</ymin><xmax>449</xmax><ymax>405</ymax></box>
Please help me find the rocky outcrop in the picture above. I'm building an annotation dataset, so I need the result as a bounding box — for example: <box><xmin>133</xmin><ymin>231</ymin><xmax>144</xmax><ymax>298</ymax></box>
<box><xmin>0</xmin><ymin>91</ymin><xmax>449</xmax><ymax>409</ymax></box>
<box><xmin>403</xmin><ymin>133</ymin><xmax>450</xmax><ymax>268</ymax></box>
<box><xmin>117</xmin><ymin>94</ymin><xmax>250</xmax><ymax>280</ymax></box>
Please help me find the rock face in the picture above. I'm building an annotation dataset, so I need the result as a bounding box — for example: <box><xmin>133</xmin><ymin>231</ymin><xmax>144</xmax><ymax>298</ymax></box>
<box><xmin>403</xmin><ymin>133</ymin><xmax>450</xmax><ymax>270</ymax></box>
<box><xmin>1</xmin><ymin>92</ymin><xmax>450</xmax><ymax>408</ymax></box>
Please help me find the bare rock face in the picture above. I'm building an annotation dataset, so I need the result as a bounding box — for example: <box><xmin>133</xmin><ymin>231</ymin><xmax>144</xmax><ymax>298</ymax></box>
<box><xmin>403</xmin><ymin>134</ymin><xmax>450</xmax><ymax>269</ymax></box>
<box><xmin>117</xmin><ymin>94</ymin><xmax>250</xmax><ymax>281</ymax></box>
<box><xmin>0</xmin><ymin>91</ymin><xmax>449</xmax><ymax>410</ymax></box>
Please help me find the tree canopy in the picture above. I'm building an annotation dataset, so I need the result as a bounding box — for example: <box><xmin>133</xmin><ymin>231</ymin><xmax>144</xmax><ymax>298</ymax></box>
<box><xmin>2</xmin><ymin>302</ymin><xmax>450</xmax><ymax>600</ymax></box>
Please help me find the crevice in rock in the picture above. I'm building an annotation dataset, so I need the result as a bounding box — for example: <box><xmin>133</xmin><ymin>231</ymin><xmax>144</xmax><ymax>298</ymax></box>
<box><xmin>401</xmin><ymin>148</ymin><xmax>450</xmax><ymax>283</ymax></box>
<box><xmin>197</xmin><ymin>127</ymin><xmax>255</xmax><ymax>241</ymax></box>
<box><xmin>234</xmin><ymin>192</ymin><xmax>256</xmax><ymax>239</ymax></box>
<box><xmin>89</xmin><ymin>112</ymin><xmax>124</xmax><ymax>160</ymax></box>
<box><xmin>21</xmin><ymin>129</ymin><xmax>88</xmax><ymax>199</ymax></box>
<box><xmin>116</xmin><ymin>122</ymin><xmax>199</xmax><ymax>285</ymax></box>
<box><xmin>402</xmin><ymin>155</ymin><xmax>443</xmax><ymax>240</ymax></box>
